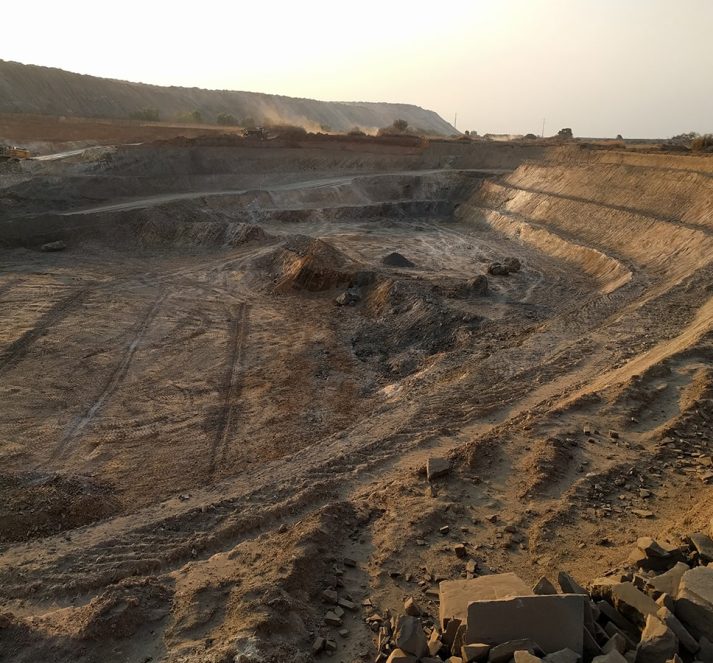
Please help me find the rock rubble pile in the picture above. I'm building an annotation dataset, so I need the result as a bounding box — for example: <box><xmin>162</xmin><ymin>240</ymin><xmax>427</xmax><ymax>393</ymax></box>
<box><xmin>338</xmin><ymin>520</ymin><xmax>713</xmax><ymax>663</ymax></box>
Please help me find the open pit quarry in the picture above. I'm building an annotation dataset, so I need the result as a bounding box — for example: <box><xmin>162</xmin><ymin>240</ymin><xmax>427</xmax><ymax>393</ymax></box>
<box><xmin>1</xmin><ymin>134</ymin><xmax>713</xmax><ymax>663</ymax></box>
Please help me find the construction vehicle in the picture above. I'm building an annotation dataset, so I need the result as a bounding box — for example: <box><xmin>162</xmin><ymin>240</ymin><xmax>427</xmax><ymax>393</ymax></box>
<box><xmin>242</xmin><ymin>127</ymin><xmax>267</xmax><ymax>140</ymax></box>
<box><xmin>0</xmin><ymin>144</ymin><xmax>31</xmax><ymax>161</ymax></box>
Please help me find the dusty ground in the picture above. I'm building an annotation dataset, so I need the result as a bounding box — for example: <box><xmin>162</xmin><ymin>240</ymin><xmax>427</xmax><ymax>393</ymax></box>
<box><xmin>0</xmin><ymin>136</ymin><xmax>712</xmax><ymax>663</ymax></box>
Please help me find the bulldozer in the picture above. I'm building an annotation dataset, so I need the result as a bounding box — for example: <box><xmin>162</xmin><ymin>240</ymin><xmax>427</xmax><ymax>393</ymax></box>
<box><xmin>0</xmin><ymin>144</ymin><xmax>31</xmax><ymax>161</ymax></box>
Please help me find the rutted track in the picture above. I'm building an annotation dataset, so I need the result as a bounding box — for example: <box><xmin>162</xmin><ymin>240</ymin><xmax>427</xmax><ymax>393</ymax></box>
<box><xmin>0</xmin><ymin>277</ymin><xmax>22</xmax><ymax>299</ymax></box>
<box><xmin>0</xmin><ymin>287</ymin><xmax>89</xmax><ymax>374</ymax></box>
<box><xmin>208</xmin><ymin>302</ymin><xmax>249</xmax><ymax>477</ymax></box>
<box><xmin>49</xmin><ymin>290</ymin><xmax>168</xmax><ymax>460</ymax></box>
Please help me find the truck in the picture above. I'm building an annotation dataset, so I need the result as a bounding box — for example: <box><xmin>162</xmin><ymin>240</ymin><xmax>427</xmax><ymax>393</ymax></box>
<box><xmin>0</xmin><ymin>145</ymin><xmax>31</xmax><ymax>161</ymax></box>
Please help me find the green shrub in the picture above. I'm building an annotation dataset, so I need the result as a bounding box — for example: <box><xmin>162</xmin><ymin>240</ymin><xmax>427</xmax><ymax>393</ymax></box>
<box><xmin>176</xmin><ymin>110</ymin><xmax>203</xmax><ymax>123</ymax></box>
<box><xmin>129</xmin><ymin>108</ymin><xmax>160</xmax><ymax>121</ymax></box>
<box><xmin>216</xmin><ymin>113</ymin><xmax>239</xmax><ymax>126</ymax></box>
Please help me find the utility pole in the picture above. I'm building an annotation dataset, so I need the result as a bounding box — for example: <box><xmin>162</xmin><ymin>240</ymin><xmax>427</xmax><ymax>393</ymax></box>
<box><xmin>541</xmin><ymin>118</ymin><xmax>546</xmax><ymax>138</ymax></box>
<box><xmin>454</xmin><ymin>112</ymin><xmax>458</xmax><ymax>130</ymax></box>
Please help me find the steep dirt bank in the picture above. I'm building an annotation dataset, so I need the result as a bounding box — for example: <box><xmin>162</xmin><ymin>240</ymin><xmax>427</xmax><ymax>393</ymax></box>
<box><xmin>0</xmin><ymin>145</ymin><xmax>712</xmax><ymax>663</ymax></box>
<box><xmin>460</xmin><ymin>150</ymin><xmax>713</xmax><ymax>285</ymax></box>
<box><xmin>0</xmin><ymin>59</ymin><xmax>457</xmax><ymax>134</ymax></box>
<box><xmin>0</xmin><ymin>139</ymin><xmax>545</xmax><ymax>222</ymax></box>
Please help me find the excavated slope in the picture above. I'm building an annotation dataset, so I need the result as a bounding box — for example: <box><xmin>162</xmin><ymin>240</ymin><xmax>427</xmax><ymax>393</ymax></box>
<box><xmin>459</xmin><ymin>149</ymin><xmax>713</xmax><ymax>289</ymax></box>
<box><xmin>2</xmin><ymin>145</ymin><xmax>713</xmax><ymax>663</ymax></box>
<box><xmin>458</xmin><ymin>147</ymin><xmax>713</xmax><ymax>412</ymax></box>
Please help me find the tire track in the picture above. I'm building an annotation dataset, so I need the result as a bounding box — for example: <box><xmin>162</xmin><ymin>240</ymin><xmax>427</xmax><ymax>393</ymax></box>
<box><xmin>51</xmin><ymin>291</ymin><xmax>168</xmax><ymax>460</ymax></box>
<box><xmin>0</xmin><ymin>287</ymin><xmax>89</xmax><ymax>375</ymax></box>
<box><xmin>208</xmin><ymin>302</ymin><xmax>249</xmax><ymax>477</ymax></box>
<box><xmin>0</xmin><ymin>277</ymin><xmax>23</xmax><ymax>300</ymax></box>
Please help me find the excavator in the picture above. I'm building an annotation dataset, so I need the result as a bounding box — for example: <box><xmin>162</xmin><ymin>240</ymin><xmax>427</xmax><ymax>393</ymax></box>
<box><xmin>0</xmin><ymin>144</ymin><xmax>31</xmax><ymax>161</ymax></box>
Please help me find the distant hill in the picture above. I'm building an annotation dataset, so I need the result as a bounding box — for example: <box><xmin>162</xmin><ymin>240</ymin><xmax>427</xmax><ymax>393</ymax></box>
<box><xmin>0</xmin><ymin>60</ymin><xmax>457</xmax><ymax>135</ymax></box>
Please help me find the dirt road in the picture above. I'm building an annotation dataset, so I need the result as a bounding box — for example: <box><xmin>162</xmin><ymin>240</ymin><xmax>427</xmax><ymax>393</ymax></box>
<box><xmin>58</xmin><ymin>168</ymin><xmax>507</xmax><ymax>216</ymax></box>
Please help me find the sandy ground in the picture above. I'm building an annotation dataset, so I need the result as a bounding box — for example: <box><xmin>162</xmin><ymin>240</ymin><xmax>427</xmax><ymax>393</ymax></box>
<box><xmin>0</xmin><ymin>138</ymin><xmax>712</xmax><ymax>663</ymax></box>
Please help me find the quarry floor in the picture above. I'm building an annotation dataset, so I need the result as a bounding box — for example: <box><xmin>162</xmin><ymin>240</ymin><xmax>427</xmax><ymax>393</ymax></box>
<box><xmin>0</xmin><ymin>136</ymin><xmax>712</xmax><ymax>663</ymax></box>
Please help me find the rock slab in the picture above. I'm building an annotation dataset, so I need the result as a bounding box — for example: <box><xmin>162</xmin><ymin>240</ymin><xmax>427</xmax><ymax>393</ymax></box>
<box><xmin>675</xmin><ymin>567</ymin><xmax>713</xmax><ymax>640</ymax></box>
<box><xmin>465</xmin><ymin>594</ymin><xmax>585</xmax><ymax>655</ymax></box>
<box><xmin>439</xmin><ymin>573</ymin><xmax>530</xmax><ymax>630</ymax></box>
<box><xmin>634</xmin><ymin>614</ymin><xmax>678</xmax><ymax>663</ymax></box>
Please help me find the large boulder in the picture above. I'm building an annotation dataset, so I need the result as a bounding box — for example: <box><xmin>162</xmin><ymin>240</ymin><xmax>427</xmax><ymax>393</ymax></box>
<box><xmin>40</xmin><ymin>240</ymin><xmax>67</xmax><ymax>252</ymax></box>
<box><xmin>487</xmin><ymin>262</ymin><xmax>510</xmax><ymax>276</ymax></box>
<box><xmin>427</xmin><ymin>456</ymin><xmax>450</xmax><ymax>481</ymax></box>
<box><xmin>675</xmin><ymin>567</ymin><xmax>713</xmax><ymax>640</ymax></box>
<box><xmin>439</xmin><ymin>573</ymin><xmax>530</xmax><ymax>630</ymax></box>
<box><xmin>487</xmin><ymin>257</ymin><xmax>521</xmax><ymax>276</ymax></box>
<box><xmin>335</xmin><ymin>286</ymin><xmax>361</xmax><ymax>306</ymax></box>
<box><xmin>611</xmin><ymin>582</ymin><xmax>659</xmax><ymax>628</ymax></box>
<box><xmin>688</xmin><ymin>533</ymin><xmax>713</xmax><ymax>564</ymax></box>
<box><xmin>634</xmin><ymin>615</ymin><xmax>677</xmax><ymax>663</ymax></box>
<box><xmin>394</xmin><ymin>615</ymin><xmax>429</xmax><ymax>658</ymax></box>
<box><xmin>503</xmin><ymin>257</ymin><xmax>521</xmax><ymax>273</ymax></box>
<box><xmin>647</xmin><ymin>563</ymin><xmax>689</xmax><ymax>598</ymax></box>
<box><xmin>656</xmin><ymin>606</ymin><xmax>699</xmax><ymax>654</ymax></box>
<box><xmin>468</xmin><ymin>275</ymin><xmax>489</xmax><ymax>295</ymax></box>
<box><xmin>466</xmin><ymin>595</ymin><xmax>585</xmax><ymax>655</ymax></box>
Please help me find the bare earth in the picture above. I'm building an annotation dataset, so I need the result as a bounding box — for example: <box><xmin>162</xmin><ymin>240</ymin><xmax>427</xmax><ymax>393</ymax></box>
<box><xmin>0</xmin><ymin>131</ymin><xmax>712</xmax><ymax>663</ymax></box>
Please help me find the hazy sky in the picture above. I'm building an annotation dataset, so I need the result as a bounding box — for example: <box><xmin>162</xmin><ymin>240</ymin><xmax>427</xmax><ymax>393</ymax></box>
<box><xmin>4</xmin><ymin>0</ymin><xmax>712</xmax><ymax>137</ymax></box>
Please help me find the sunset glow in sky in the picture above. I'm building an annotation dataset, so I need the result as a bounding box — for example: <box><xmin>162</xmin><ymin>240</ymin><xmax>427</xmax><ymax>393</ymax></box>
<box><xmin>5</xmin><ymin>0</ymin><xmax>713</xmax><ymax>137</ymax></box>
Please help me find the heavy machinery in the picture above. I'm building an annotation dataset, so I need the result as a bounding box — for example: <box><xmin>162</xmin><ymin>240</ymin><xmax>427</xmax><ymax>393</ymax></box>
<box><xmin>0</xmin><ymin>144</ymin><xmax>31</xmax><ymax>161</ymax></box>
<box><xmin>242</xmin><ymin>127</ymin><xmax>267</xmax><ymax>140</ymax></box>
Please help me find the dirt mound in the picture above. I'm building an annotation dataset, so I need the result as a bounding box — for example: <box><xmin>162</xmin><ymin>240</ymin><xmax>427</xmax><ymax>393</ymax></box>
<box><xmin>382</xmin><ymin>251</ymin><xmax>415</xmax><ymax>268</ymax></box>
<box><xmin>354</xmin><ymin>278</ymin><xmax>482</xmax><ymax>375</ymax></box>
<box><xmin>66</xmin><ymin>577</ymin><xmax>172</xmax><ymax>641</ymax></box>
<box><xmin>487</xmin><ymin>256</ymin><xmax>521</xmax><ymax>275</ymax></box>
<box><xmin>0</xmin><ymin>472</ymin><xmax>120</xmax><ymax>543</ymax></box>
<box><xmin>0</xmin><ymin>578</ymin><xmax>172</xmax><ymax>663</ymax></box>
<box><xmin>259</xmin><ymin>236</ymin><xmax>364</xmax><ymax>293</ymax></box>
<box><xmin>517</xmin><ymin>436</ymin><xmax>577</xmax><ymax>497</ymax></box>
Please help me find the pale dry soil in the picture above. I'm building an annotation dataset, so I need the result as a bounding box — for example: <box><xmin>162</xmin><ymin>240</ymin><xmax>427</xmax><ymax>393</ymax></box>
<box><xmin>0</xmin><ymin>143</ymin><xmax>712</xmax><ymax>663</ymax></box>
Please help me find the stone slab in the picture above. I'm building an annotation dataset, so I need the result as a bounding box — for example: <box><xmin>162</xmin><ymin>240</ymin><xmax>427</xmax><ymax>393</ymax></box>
<box><xmin>675</xmin><ymin>566</ymin><xmax>713</xmax><ymax>641</ymax></box>
<box><xmin>611</xmin><ymin>582</ymin><xmax>659</xmax><ymax>628</ymax></box>
<box><xmin>647</xmin><ymin>563</ymin><xmax>689</xmax><ymax>598</ymax></box>
<box><xmin>439</xmin><ymin>572</ymin><xmax>530</xmax><ymax>629</ymax></box>
<box><xmin>466</xmin><ymin>594</ymin><xmax>585</xmax><ymax>655</ymax></box>
<box><xmin>634</xmin><ymin>614</ymin><xmax>677</xmax><ymax>663</ymax></box>
<box><xmin>689</xmin><ymin>533</ymin><xmax>713</xmax><ymax>564</ymax></box>
<box><xmin>427</xmin><ymin>456</ymin><xmax>451</xmax><ymax>481</ymax></box>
